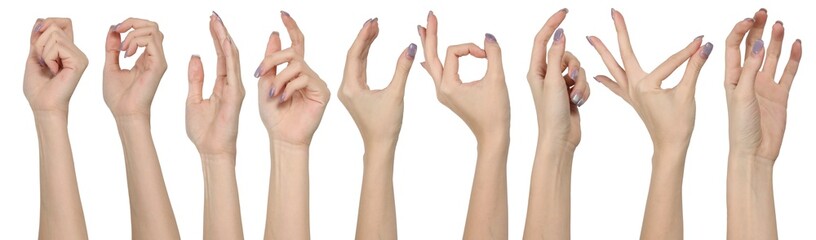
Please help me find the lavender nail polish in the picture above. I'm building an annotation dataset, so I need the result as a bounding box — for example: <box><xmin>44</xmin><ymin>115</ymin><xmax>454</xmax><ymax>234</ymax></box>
<box><xmin>254</xmin><ymin>66</ymin><xmax>262</xmax><ymax>78</ymax></box>
<box><xmin>269</xmin><ymin>87</ymin><xmax>276</xmax><ymax>97</ymax></box>
<box><xmin>701</xmin><ymin>42</ymin><xmax>713</xmax><ymax>59</ymax></box>
<box><xmin>554</xmin><ymin>28</ymin><xmax>564</xmax><ymax>41</ymax></box>
<box><xmin>561</xmin><ymin>8</ymin><xmax>569</xmax><ymax>14</ymax></box>
<box><xmin>571</xmin><ymin>93</ymin><xmax>583</xmax><ymax>106</ymax></box>
<box><xmin>407</xmin><ymin>43</ymin><xmax>417</xmax><ymax>59</ymax></box>
<box><xmin>695</xmin><ymin>35</ymin><xmax>704</xmax><ymax>40</ymax></box>
<box><xmin>593</xmin><ymin>76</ymin><xmax>600</xmax><ymax>82</ymax></box>
<box><xmin>570</xmin><ymin>69</ymin><xmax>578</xmax><ymax>79</ymax></box>
<box><xmin>744</xmin><ymin>18</ymin><xmax>754</xmax><ymax>22</ymax></box>
<box><xmin>611</xmin><ymin>8</ymin><xmax>616</xmax><ymax>17</ymax></box>
<box><xmin>752</xmin><ymin>39</ymin><xmax>764</xmax><ymax>55</ymax></box>
<box><xmin>577</xmin><ymin>98</ymin><xmax>586</xmax><ymax>107</ymax></box>
<box><xmin>281</xmin><ymin>11</ymin><xmax>290</xmax><ymax>17</ymax></box>
<box><xmin>586</xmin><ymin>36</ymin><xmax>594</xmax><ymax>46</ymax></box>
<box><xmin>279</xmin><ymin>94</ymin><xmax>286</xmax><ymax>102</ymax></box>
<box><xmin>776</xmin><ymin>20</ymin><xmax>783</xmax><ymax>26</ymax></box>
<box><xmin>120</xmin><ymin>42</ymin><xmax>126</xmax><ymax>51</ymax></box>
<box><xmin>213</xmin><ymin>11</ymin><xmax>222</xmax><ymax>22</ymax></box>
<box><xmin>38</xmin><ymin>57</ymin><xmax>46</xmax><ymax>67</ymax></box>
<box><xmin>33</xmin><ymin>23</ymin><xmax>43</xmax><ymax>33</ymax></box>
<box><xmin>485</xmin><ymin>33</ymin><xmax>497</xmax><ymax>42</ymax></box>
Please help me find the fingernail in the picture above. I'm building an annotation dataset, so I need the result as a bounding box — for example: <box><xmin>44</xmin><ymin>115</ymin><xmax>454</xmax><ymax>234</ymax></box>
<box><xmin>213</xmin><ymin>11</ymin><xmax>222</xmax><ymax>22</ymax></box>
<box><xmin>554</xmin><ymin>28</ymin><xmax>564</xmax><ymax>42</ymax></box>
<box><xmin>744</xmin><ymin>18</ymin><xmax>754</xmax><ymax>22</ymax></box>
<box><xmin>752</xmin><ymin>39</ymin><xmax>764</xmax><ymax>55</ymax></box>
<box><xmin>577</xmin><ymin>98</ymin><xmax>586</xmax><ymax>107</ymax></box>
<box><xmin>571</xmin><ymin>93</ymin><xmax>584</xmax><ymax>106</ymax></box>
<box><xmin>281</xmin><ymin>11</ymin><xmax>290</xmax><ymax>17</ymax></box>
<box><xmin>428</xmin><ymin>11</ymin><xmax>434</xmax><ymax>19</ymax></box>
<box><xmin>593</xmin><ymin>76</ymin><xmax>600</xmax><ymax>82</ymax></box>
<box><xmin>279</xmin><ymin>94</ymin><xmax>286</xmax><ymax>102</ymax></box>
<box><xmin>372</xmin><ymin>17</ymin><xmax>378</xmax><ymax>23</ymax></box>
<box><xmin>254</xmin><ymin>66</ymin><xmax>261</xmax><ymax>78</ymax></box>
<box><xmin>701</xmin><ymin>42</ymin><xmax>714</xmax><ymax>59</ymax></box>
<box><xmin>776</xmin><ymin>20</ymin><xmax>783</xmax><ymax>26</ymax></box>
<box><xmin>407</xmin><ymin>43</ymin><xmax>417</xmax><ymax>59</ymax></box>
<box><xmin>561</xmin><ymin>8</ymin><xmax>569</xmax><ymax>14</ymax></box>
<box><xmin>759</xmin><ymin>8</ymin><xmax>767</xmax><ymax>13</ymax></box>
<box><xmin>586</xmin><ymin>36</ymin><xmax>594</xmax><ymax>46</ymax></box>
<box><xmin>795</xmin><ymin>39</ymin><xmax>802</xmax><ymax>44</ymax></box>
<box><xmin>269</xmin><ymin>87</ymin><xmax>276</xmax><ymax>97</ymax></box>
<box><xmin>695</xmin><ymin>35</ymin><xmax>704</xmax><ymax>40</ymax></box>
<box><xmin>120</xmin><ymin>42</ymin><xmax>126</xmax><ymax>51</ymax></box>
<box><xmin>192</xmin><ymin>54</ymin><xmax>201</xmax><ymax>59</ymax></box>
<box><xmin>611</xmin><ymin>8</ymin><xmax>616</xmax><ymax>18</ymax></box>
<box><xmin>364</xmin><ymin>18</ymin><xmax>372</xmax><ymax>26</ymax></box>
<box><xmin>38</xmin><ymin>57</ymin><xmax>46</xmax><ymax>67</ymax></box>
<box><xmin>109</xmin><ymin>25</ymin><xmax>116</xmax><ymax>31</ymax></box>
<box><xmin>33</xmin><ymin>23</ymin><xmax>43</xmax><ymax>33</ymax></box>
<box><xmin>416</xmin><ymin>25</ymin><xmax>422</xmax><ymax>34</ymax></box>
<box><xmin>570</xmin><ymin>69</ymin><xmax>578</xmax><ymax>79</ymax></box>
<box><xmin>485</xmin><ymin>33</ymin><xmax>496</xmax><ymax>42</ymax></box>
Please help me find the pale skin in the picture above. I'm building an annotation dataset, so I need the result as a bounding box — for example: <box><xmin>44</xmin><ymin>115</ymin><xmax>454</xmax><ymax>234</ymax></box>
<box><xmin>103</xmin><ymin>18</ymin><xmax>179</xmax><ymax>239</ymax></box>
<box><xmin>587</xmin><ymin>9</ymin><xmax>712</xmax><ymax>240</ymax></box>
<box><xmin>522</xmin><ymin>9</ymin><xmax>591</xmax><ymax>240</ymax></box>
<box><xmin>186</xmin><ymin>12</ymin><xmax>245</xmax><ymax>239</ymax></box>
<box><xmin>25</xmin><ymin>18</ymin><xmax>89</xmax><ymax>240</ymax></box>
<box><xmin>339</xmin><ymin>17</ymin><xmax>417</xmax><ymax>240</ymax></box>
<box><xmin>254</xmin><ymin>11</ymin><xmax>331</xmax><ymax>240</ymax></box>
<box><xmin>417</xmin><ymin>11</ymin><xmax>510</xmax><ymax>240</ymax></box>
<box><xmin>725</xmin><ymin>9</ymin><xmax>802</xmax><ymax>240</ymax></box>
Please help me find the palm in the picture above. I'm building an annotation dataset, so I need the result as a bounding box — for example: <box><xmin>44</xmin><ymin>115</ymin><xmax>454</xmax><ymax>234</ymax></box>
<box><xmin>187</xmin><ymin>96</ymin><xmax>240</xmax><ymax>155</ymax></box>
<box><xmin>103</xmin><ymin>53</ymin><xmax>164</xmax><ymax>116</ymax></box>
<box><xmin>754</xmin><ymin>79</ymin><xmax>789</xmax><ymax>160</ymax></box>
<box><xmin>262</xmin><ymin>88</ymin><xmax>328</xmax><ymax>145</ymax></box>
<box><xmin>536</xmin><ymin>74</ymin><xmax>581</xmax><ymax>147</ymax></box>
<box><xmin>24</xmin><ymin>60</ymin><xmax>80</xmax><ymax>112</ymax></box>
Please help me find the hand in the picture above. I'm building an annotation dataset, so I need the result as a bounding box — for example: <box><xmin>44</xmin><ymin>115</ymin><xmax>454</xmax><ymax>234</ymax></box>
<box><xmin>24</xmin><ymin>18</ymin><xmax>88</xmax><ymax>114</ymax></box>
<box><xmin>725</xmin><ymin>9</ymin><xmax>802</xmax><ymax>162</ymax></box>
<box><xmin>587</xmin><ymin>9</ymin><xmax>713</xmax><ymax>150</ymax></box>
<box><xmin>103</xmin><ymin>18</ymin><xmax>168</xmax><ymax>118</ymax></box>
<box><xmin>339</xmin><ymin>18</ymin><xmax>417</xmax><ymax>145</ymax></box>
<box><xmin>187</xmin><ymin>12</ymin><xmax>245</xmax><ymax>157</ymax></box>
<box><xmin>527</xmin><ymin>9</ymin><xmax>589</xmax><ymax>150</ymax></box>
<box><xmin>256</xmin><ymin>11</ymin><xmax>330</xmax><ymax>146</ymax></box>
<box><xmin>417</xmin><ymin>11</ymin><xmax>509</xmax><ymax>142</ymax></box>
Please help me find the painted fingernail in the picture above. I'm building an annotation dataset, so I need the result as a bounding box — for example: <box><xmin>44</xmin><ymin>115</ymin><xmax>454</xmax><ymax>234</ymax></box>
<box><xmin>407</xmin><ymin>43</ymin><xmax>417</xmax><ymax>59</ymax></box>
<box><xmin>192</xmin><ymin>54</ymin><xmax>201</xmax><ymax>59</ymax></box>
<box><xmin>561</xmin><ymin>8</ymin><xmax>569</xmax><ymax>14</ymax></box>
<box><xmin>371</xmin><ymin>17</ymin><xmax>378</xmax><ymax>23</ymax></box>
<box><xmin>795</xmin><ymin>39</ymin><xmax>802</xmax><ymax>44</ymax></box>
<box><xmin>416</xmin><ymin>25</ymin><xmax>422</xmax><ymax>34</ymax></box>
<box><xmin>213</xmin><ymin>11</ymin><xmax>222</xmax><ymax>22</ymax></box>
<box><xmin>752</xmin><ymin>39</ymin><xmax>764</xmax><ymax>55</ymax></box>
<box><xmin>570</xmin><ymin>69</ymin><xmax>578</xmax><ymax>79</ymax></box>
<box><xmin>593</xmin><ymin>76</ymin><xmax>600</xmax><ymax>82</ymax></box>
<box><xmin>120</xmin><ymin>42</ymin><xmax>126</xmax><ymax>51</ymax></box>
<box><xmin>611</xmin><ymin>8</ymin><xmax>616</xmax><ymax>18</ymax></box>
<box><xmin>744</xmin><ymin>18</ymin><xmax>754</xmax><ymax>22</ymax></box>
<box><xmin>428</xmin><ymin>11</ymin><xmax>434</xmax><ymax>19</ymax></box>
<box><xmin>695</xmin><ymin>35</ymin><xmax>704</xmax><ymax>40</ymax></box>
<box><xmin>554</xmin><ymin>28</ymin><xmax>564</xmax><ymax>42</ymax></box>
<box><xmin>269</xmin><ymin>87</ymin><xmax>276</xmax><ymax>97</ymax></box>
<box><xmin>254</xmin><ymin>66</ymin><xmax>262</xmax><ymax>78</ymax></box>
<box><xmin>571</xmin><ymin>93</ymin><xmax>584</xmax><ymax>106</ymax></box>
<box><xmin>279</xmin><ymin>94</ymin><xmax>286</xmax><ymax>102</ymax></box>
<box><xmin>485</xmin><ymin>33</ymin><xmax>496</xmax><ymax>42</ymax></box>
<box><xmin>281</xmin><ymin>11</ymin><xmax>290</xmax><ymax>17</ymax></box>
<box><xmin>586</xmin><ymin>36</ymin><xmax>594</xmax><ymax>46</ymax></box>
<box><xmin>701</xmin><ymin>42</ymin><xmax>713</xmax><ymax>59</ymax></box>
<box><xmin>38</xmin><ymin>57</ymin><xmax>46</xmax><ymax>67</ymax></box>
<box><xmin>776</xmin><ymin>20</ymin><xmax>783</xmax><ymax>26</ymax></box>
<box><xmin>33</xmin><ymin>23</ymin><xmax>43</xmax><ymax>33</ymax></box>
<box><xmin>759</xmin><ymin>8</ymin><xmax>767</xmax><ymax>13</ymax></box>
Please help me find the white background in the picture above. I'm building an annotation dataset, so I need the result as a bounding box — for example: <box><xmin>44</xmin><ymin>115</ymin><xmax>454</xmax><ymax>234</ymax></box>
<box><xmin>1</xmin><ymin>0</ymin><xmax>813</xmax><ymax>239</ymax></box>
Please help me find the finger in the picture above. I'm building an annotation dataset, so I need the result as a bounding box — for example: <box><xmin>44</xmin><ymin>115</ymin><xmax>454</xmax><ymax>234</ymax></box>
<box><xmin>257</xmin><ymin>48</ymin><xmax>300</xmax><ymax>77</ymax></box>
<box><xmin>649</xmin><ymin>36</ymin><xmax>703</xmax><ymax>86</ymax></box>
<box><xmin>760</xmin><ymin>21</ymin><xmax>785</xmax><ymax>79</ymax></box>
<box><xmin>120</xmin><ymin>27</ymin><xmax>162</xmax><ymax>57</ymax></box>
<box><xmin>725</xmin><ymin>18</ymin><xmax>754</xmax><ymax>88</ymax></box>
<box><xmin>610</xmin><ymin>8</ymin><xmax>642</xmax><ymax>72</ymax></box>
<box><xmin>270</xmin><ymin>61</ymin><xmax>305</xmax><ymax>97</ymax></box>
<box><xmin>34</xmin><ymin>25</ymin><xmax>63</xmax><ymax>60</ymax></box>
<box><xmin>419</xmin><ymin>11</ymin><xmax>443</xmax><ymax>83</ymax></box>
<box><xmin>278</xmin><ymin>75</ymin><xmax>311</xmax><ymax>102</ymax></box>
<box><xmin>594</xmin><ymin>75</ymin><xmax>625</xmax><ymax>98</ymax></box>
<box><xmin>386</xmin><ymin>43</ymin><xmax>417</xmax><ymax>95</ymax></box>
<box><xmin>483</xmin><ymin>33</ymin><xmax>504</xmax><ymax>80</ymax></box>
<box><xmin>112</xmin><ymin>17</ymin><xmax>159</xmax><ymax>33</ymax></box>
<box><xmin>343</xmin><ymin>18</ymin><xmax>379</xmax><ymax>89</ymax></box>
<box><xmin>587</xmin><ymin>36</ymin><xmax>627</xmax><ymax>86</ymax></box>
<box><xmin>41</xmin><ymin>36</ymin><xmax>63</xmax><ymax>75</ymax></box>
<box><xmin>678</xmin><ymin>42</ymin><xmax>713</xmax><ymax>93</ymax></box>
<box><xmin>105</xmin><ymin>25</ymin><xmax>122</xmax><ymax>71</ymax></box>
<box><xmin>443</xmin><ymin>43</ymin><xmax>486</xmax><ymax>85</ymax></box>
<box><xmin>36</xmin><ymin>18</ymin><xmax>74</xmax><ymax>41</ymax></box>
<box><xmin>42</xmin><ymin>32</ymin><xmax>84</xmax><ymax>76</ymax></box>
<box><xmin>569</xmin><ymin>67</ymin><xmax>589</xmax><ymax>107</ymax></box>
<box><xmin>210</xmin><ymin>12</ymin><xmax>227</xmax><ymax>80</ymax></box>
<box><xmin>779</xmin><ymin>39</ymin><xmax>802</xmax><ymax>90</ymax></box>
<box><xmin>30</xmin><ymin>18</ymin><xmax>44</xmax><ymax>46</ymax></box>
<box><xmin>737</xmin><ymin>39</ymin><xmax>765</xmax><ymax>93</ymax></box>
<box><xmin>210</xmin><ymin>13</ymin><xmax>240</xmax><ymax>86</ymax></box>
<box><xmin>530</xmin><ymin>8</ymin><xmax>568</xmax><ymax>75</ymax></box>
<box><xmin>545</xmin><ymin>28</ymin><xmax>567</xmax><ymax>85</ymax></box>
<box><xmin>187</xmin><ymin>55</ymin><xmax>204</xmax><ymax>103</ymax></box>
<box><xmin>123</xmin><ymin>36</ymin><xmax>161</xmax><ymax>59</ymax></box>
<box><xmin>280</xmin><ymin>11</ymin><xmax>305</xmax><ymax>56</ymax></box>
<box><xmin>562</xmin><ymin>51</ymin><xmax>581</xmax><ymax>81</ymax></box>
<box><xmin>258</xmin><ymin>31</ymin><xmax>282</xmax><ymax>79</ymax></box>
<box><xmin>744</xmin><ymin>8</ymin><xmax>768</xmax><ymax>61</ymax></box>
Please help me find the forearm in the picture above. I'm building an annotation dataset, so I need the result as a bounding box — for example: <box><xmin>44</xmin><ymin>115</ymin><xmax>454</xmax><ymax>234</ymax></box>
<box><xmin>202</xmin><ymin>154</ymin><xmax>244</xmax><ymax>240</ymax></box>
<box><xmin>464</xmin><ymin>133</ymin><xmax>510</xmax><ymax>240</ymax></box>
<box><xmin>523</xmin><ymin>140</ymin><xmax>574</xmax><ymax>240</ymax></box>
<box><xmin>115</xmin><ymin>115</ymin><xmax>179</xmax><ymax>239</ymax></box>
<box><xmin>727</xmin><ymin>153</ymin><xmax>777</xmax><ymax>240</ymax></box>
<box><xmin>640</xmin><ymin>147</ymin><xmax>687</xmax><ymax>240</ymax></box>
<box><xmin>35</xmin><ymin>112</ymin><xmax>88</xmax><ymax>239</ymax></box>
<box><xmin>265</xmin><ymin>140</ymin><xmax>310</xmax><ymax>240</ymax></box>
<box><xmin>356</xmin><ymin>140</ymin><xmax>398</xmax><ymax>240</ymax></box>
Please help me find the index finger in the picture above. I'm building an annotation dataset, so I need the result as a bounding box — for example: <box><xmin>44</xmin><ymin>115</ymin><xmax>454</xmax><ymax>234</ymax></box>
<box><xmin>211</xmin><ymin>12</ymin><xmax>241</xmax><ymax>87</ymax></box>
<box><xmin>111</xmin><ymin>17</ymin><xmax>158</xmax><ymax>32</ymax></box>
<box><xmin>443</xmin><ymin>43</ymin><xmax>486</xmax><ymax>84</ymax></box>
<box><xmin>281</xmin><ymin>11</ymin><xmax>305</xmax><ymax>56</ymax></box>
<box><xmin>419</xmin><ymin>11</ymin><xmax>443</xmax><ymax>84</ymax></box>
<box><xmin>530</xmin><ymin>8</ymin><xmax>567</xmax><ymax>75</ymax></box>
<box><xmin>343</xmin><ymin>18</ymin><xmax>379</xmax><ymax>89</ymax></box>
<box><xmin>611</xmin><ymin>9</ymin><xmax>642</xmax><ymax>72</ymax></box>
<box><xmin>34</xmin><ymin>18</ymin><xmax>74</xmax><ymax>41</ymax></box>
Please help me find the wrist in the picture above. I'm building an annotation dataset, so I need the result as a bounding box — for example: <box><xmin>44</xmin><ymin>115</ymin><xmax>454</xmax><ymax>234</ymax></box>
<box><xmin>114</xmin><ymin>114</ymin><xmax>151</xmax><ymax>127</ymax></box>
<box><xmin>200</xmin><ymin>153</ymin><xmax>237</xmax><ymax>166</ymax></box>
<box><xmin>652</xmin><ymin>146</ymin><xmax>688</xmax><ymax>172</ymax></box>
<box><xmin>33</xmin><ymin>110</ymin><xmax>68</xmax><ymax>124</ymax></box>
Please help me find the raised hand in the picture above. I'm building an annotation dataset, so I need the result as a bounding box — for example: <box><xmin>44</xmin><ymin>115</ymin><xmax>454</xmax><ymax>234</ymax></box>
<box><xmin>25</xmin><ymin>17</ymin><xmax>89</xmax><ymax>240</ymax></box>
<box><xmin>103</xmin><ymin>18</ymin><xmax>167</xmax><ymax>118</ymax></box>
<box><xmin>587</xmin><ymin>9</ymin><xmax>712</xmax><ymax>240</ymax></box>
<box><xmin>725</xmin><ymin>9</ymin><xmax>802</xmax><ymax>240</ymax></box>
<box><xmin>185</xmin><ymin>12</ymin><xmax>245</xmax><ymax>239</ymax></box>
<box><xmin>256</xmin><ymin>11</ymin><xmax>330</xmax><ymax>146</ymax></box>
<box><xmin>417</xmin><ymin>11</ymin><xmax>509</xmax><ymax>239</ymax></box>
<box><xmin>339</xmin><ymin>17</ymin><xmax>416</xmax><ymax>239</ymax></box>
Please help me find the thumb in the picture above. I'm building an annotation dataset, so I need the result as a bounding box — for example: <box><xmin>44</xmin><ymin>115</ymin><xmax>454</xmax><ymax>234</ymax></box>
<box><xmin>187</xmin><ymin>55</ymin><xmax>204</xmax><ymax>104</ymax></box>
<box><xmin>737</xmin><ymin>39</ymin><xmax>765</xmax><ymax>93</ymax></box>
<box><xmin>386</xmin><ymin>43</ymin><xmax>417</xmax><ymax>96</ymax></box>
<box><xmin>484</xmin><ymin>33</ymin><xmax>504</xmax><ymax>80</ymax></box>
<box><xmin>545</xmin><ymin>28</ymin><xmax>566</xmax><ymax>84</ymax></box>
<box><xmin>678</xmin><ymin>42</ymin><xmax>713</xmax><ymax>94</ymax></box>
<box><xmin>105</xmin><ymin>25</ymin><xmax>122</xmax><ymax>72</ymax></box>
